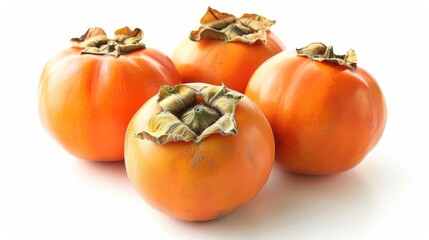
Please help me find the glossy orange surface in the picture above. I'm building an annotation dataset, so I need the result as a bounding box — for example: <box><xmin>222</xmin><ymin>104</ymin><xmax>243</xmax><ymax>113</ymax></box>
<box><xmin>39</xmin><ymin>47</ymin><xmax>181</xmax><ymax>161</ymax></box>
<box><xmin>171</xmin><ymin>32</ymin><xmax>285</xmax><ymax>93</ymax></box>
<box><xmin>246</xmin><ymin>53</ymin><xmax>387</xmax><ymax>175</ymax></box>
<box><xmin>125</xmin><ymin>83</ymin><xmax>275</xmax><ymax>221</ymax></box>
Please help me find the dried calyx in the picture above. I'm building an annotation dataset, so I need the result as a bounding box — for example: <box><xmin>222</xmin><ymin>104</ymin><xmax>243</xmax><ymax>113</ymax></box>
<box><xmin>70</xmin><ymin>26</ymin><xmax>145</xmax><ymax>57</ymax></box>
<box><xmin>296</xmin><ymin>42</ymin><xmax>357</xmax><ymax>70</ymax></box>
<box><xmin>190</xmin><ymin>7</ymin><xmax>276</xmax><ymax>44</ymax></box>
<box><xmin>136</xmin><ymin>84</ymin><xmax>243</xmax><ymax>144</ymax></box>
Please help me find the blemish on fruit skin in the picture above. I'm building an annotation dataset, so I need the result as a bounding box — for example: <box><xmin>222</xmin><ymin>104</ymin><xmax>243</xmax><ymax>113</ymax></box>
<box><xmin>247</xmin><ymin>150</ymin><xmax>257</xmax><ymax>169</ymax></box>
<box><xmin>192</xmin><ymin>153</ymin><xmax>204</xmax><ymax>168</ymax></box>
<box><xmin>247</xmin><ymin>151</ymin><xmax>253</xmax><ymax>161</ymax></box>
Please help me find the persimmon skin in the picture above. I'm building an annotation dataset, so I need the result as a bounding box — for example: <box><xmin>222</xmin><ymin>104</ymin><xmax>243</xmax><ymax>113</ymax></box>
<box><xmin>245</xmin><ymin>53</ymin><xmax>387</xmax><ymax>175</ymax></box>
<box><xmin>171</xmin><ymin>32</ymin><xmax>285</xmax><ymax>93</ymax></box>
<box><xmin>124</xmin><ymin>83</ymin><xmax>275</xmax><ymax>221</ymax></box>
<box><xmin>38</xmin><ymin>47</ymin><xmax>181</xmax><ymax>161</ymax></box>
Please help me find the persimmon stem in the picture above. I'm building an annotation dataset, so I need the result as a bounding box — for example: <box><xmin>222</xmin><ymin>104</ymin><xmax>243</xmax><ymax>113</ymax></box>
<box><xmin>181</xmin><ymin>105</ymin><xmax>220</xmax><ymax>135</ymax></box>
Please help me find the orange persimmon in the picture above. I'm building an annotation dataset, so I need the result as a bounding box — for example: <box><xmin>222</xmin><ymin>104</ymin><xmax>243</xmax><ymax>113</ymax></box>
<box><xmin>125</xmin><ymin>83</ymin><xmax>274</xmax><ymax>221</ymax></box>
<box><xmin>171</xmin><ymin>7</ymin><xmax>285</xmax><ymax>93</ymax></box>
<box><xmin>38</xmin><ymin>27</ymin><xmax>181</xmax><ymax>161</ymax></box>
<box><xmin>246</xmin><ymin>43</ymin><xmax>387</xmax><ymax>175</ymax></box>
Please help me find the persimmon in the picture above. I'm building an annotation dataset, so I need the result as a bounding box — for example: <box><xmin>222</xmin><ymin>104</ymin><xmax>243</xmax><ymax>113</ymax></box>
<box><xmin>124</xmin><ymin>83</ymin><xmax>275</xmax><ymax>221</ymax></box>
<box><xmin>246</xmin><ymin>43</ymin><xmax>387</xmax><ymax>175</ymax></box>
<box><xmin>171</xmin><ymin>7</ymin><xmax>285</xmax><ymax>93</ymax></box>
<box><xmin>38</xmin><ymin>27</ymin><xmax>181</xmax><ymax>161</ymax></box>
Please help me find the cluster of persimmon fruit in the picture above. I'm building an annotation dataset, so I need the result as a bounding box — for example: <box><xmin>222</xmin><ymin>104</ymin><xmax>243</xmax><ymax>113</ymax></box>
<box><xmin>38</xmin><ymin>7</ymin><xmax>386</xmax><ymax>221</ymax></box>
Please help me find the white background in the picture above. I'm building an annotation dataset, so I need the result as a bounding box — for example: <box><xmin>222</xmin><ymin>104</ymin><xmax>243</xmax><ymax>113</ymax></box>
<box><xmin>1</xmin><ymin>0</ymin><xmax>428</xmax><ymax>239</ymax></box>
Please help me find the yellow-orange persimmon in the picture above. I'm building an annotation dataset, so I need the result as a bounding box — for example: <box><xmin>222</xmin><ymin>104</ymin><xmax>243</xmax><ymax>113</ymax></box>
<box><xmin>38</xmin><ymin>27</ymin><xmax>181</xmax><ymax>161</ymax></box>
<box><xmin>246</xmin><ymin>43</ymin><xmax>387</xmax><ymax>175</ymax></box>
<box><xmin>125</xmin><ymin>83</ymin><xmax>274</xmax><ymax>221</ymax></box>
<box><xmin>171</xmin><ymin>7</ymin><xmax>285</xmax><ymax>93</ymax></box>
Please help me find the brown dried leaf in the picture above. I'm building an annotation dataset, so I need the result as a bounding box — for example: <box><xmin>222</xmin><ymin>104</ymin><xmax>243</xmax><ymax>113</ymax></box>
<box><xmin>70</xmin><ymin>27</ymin><xmax>108</xmax><ymax>48</ymax></box>
<box><xmin>201</xmin><ymin>84</ymin><xmax>243</xmax><ymax>114</ymax></box>
<box><xmin>157</xmin><ymin>85</ymin><xmax>198</xmax><ymax>114</ymax></box>
<box><xmin>114</xmin><ymin>26</ymin><xmax>143</xmax><ymax>44</ymax></box>
<box><xmin>200</xmin><ymin>7</ymin><xmax>236</xmax><ymax>29</ymax></box>
<box><xmin>297</xmin><ymin>42</ymin><xmax>357</xmax><ymax>70</ymax></box>
<box><xmin>70</xmin><ymin>27</ymin><xmax>145</xmax><ymax>56</ymax></box>
<box><xmin>136</xmin><ymin>112</ymin><xmax>198</xmax><ymax>144</ymax></box>
<box><xmin>238</xmin><ymin>13</ymin><xmax>276</xmax><ymax>31</ymax></box>
<box><xmin>190</xmin><ymin>7</ymin><xmax>275</xmax><ymax>44</ymax></box>
<box><xmin>139</xmin><ymin>84</ymin><xmax>243</xmax><ymax>144</ymax></box>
